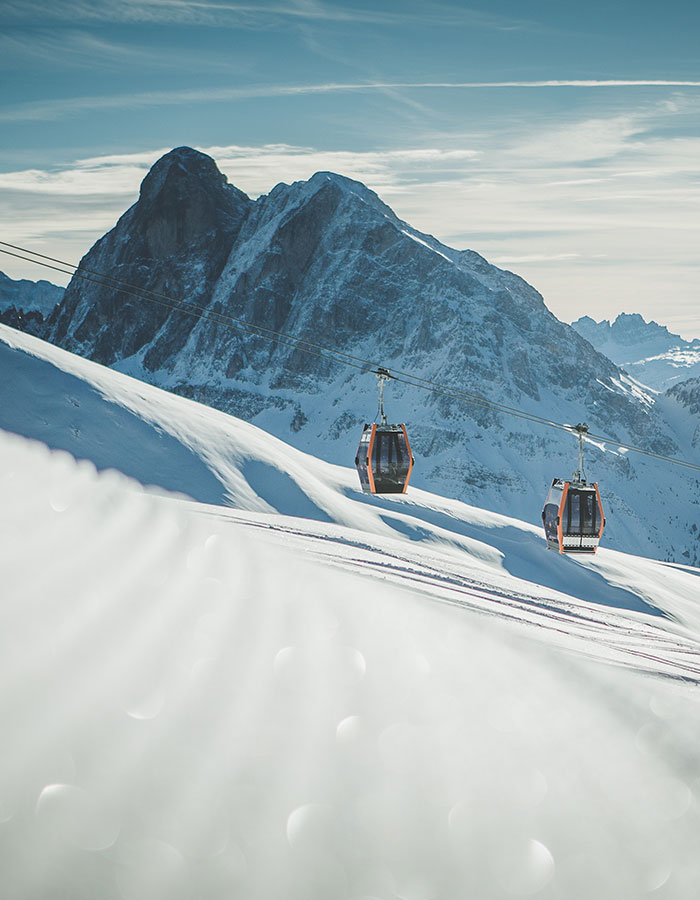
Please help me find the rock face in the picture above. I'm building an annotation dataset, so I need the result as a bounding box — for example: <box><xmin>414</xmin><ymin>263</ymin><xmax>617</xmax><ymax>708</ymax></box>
<box><xmin>573</xmin><ymin>313</ymin><xmax>700</xmax><ymax>391</ymax></box>
<box><xmin>44</xmin><ymin>147</ymin><xmax>699</xmax><ymax>561</ymax></box>
<box><xmin>0</xmin><ymin>270</ymin><xmax>63</xmax><ymax>335</ymax></box>
<box><xmin>664</xmin><ymin>378</ymin><xmax>700</xmax><ymax>446</ymax></box>
<box><xmin>50</xmin><ymin>147</ymin><xmax>252</xmax><ymax>366</ymax></box>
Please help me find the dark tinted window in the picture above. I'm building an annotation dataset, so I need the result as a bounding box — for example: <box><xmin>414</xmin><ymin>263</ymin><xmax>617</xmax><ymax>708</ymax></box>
<box><xmin>371</xmin><ymin>427</ymin><xmax>411</xmax><ymax>493</ymax></box>
<box><xmin>355</xmin><ymin>427</ymin><xmax>373</xmax><ymax>490</ymax></box>
<box><xmin>375</xmin><ymin>431</ymin><xmax>405</xmax><ymax>471</ymax></box>
<box><xmin>580</xmin><ymin>492</ymin><xmax>597</xmax><ymax>534</ymax></box>
<box><xmin>543</xmin><ymin>504</ymin><xmax>559</xmax><ymax>542</ymax></box>
<box><xmin>565</xmin><ymin>488</ymin><xmax>598</xmax><ymax>535</ymax></box>
<box><xmin>568</xmin><ymin>493</ymin><xmax>580</xmax><ymax>531</ymax></box>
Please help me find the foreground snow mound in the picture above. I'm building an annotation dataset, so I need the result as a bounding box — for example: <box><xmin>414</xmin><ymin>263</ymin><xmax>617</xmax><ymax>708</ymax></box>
<box><xmin>4</xmin><ymin>321</ymin><xmax>700</xmax><ymax>897</ymax></box>
<box><xmin>4</xmin><ymin>429</ymin><xmax>700</xmax><ymax>900</ymax></box>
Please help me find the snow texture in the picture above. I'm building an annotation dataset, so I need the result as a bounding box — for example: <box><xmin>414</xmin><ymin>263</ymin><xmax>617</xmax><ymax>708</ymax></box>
<box><xmin>3</xmin><ymin>325</ymin><xmax>700</xmax><ymax>899</ymax></box>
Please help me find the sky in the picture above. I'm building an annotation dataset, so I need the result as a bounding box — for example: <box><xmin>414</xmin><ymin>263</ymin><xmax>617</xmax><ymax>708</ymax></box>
<box><xmin>1</xmin><ymin>0</ymin><xmax>700</xmax><ymax>336</ymax></box>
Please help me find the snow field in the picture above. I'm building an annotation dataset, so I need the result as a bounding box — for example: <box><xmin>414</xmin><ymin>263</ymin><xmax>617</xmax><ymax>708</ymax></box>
<box><xmin>4</xmin><ymin>431</ymin><xmax>700</xmax><ymax>898</ymax></box>
<box><xmin>3</xmin><ymin>325</ymin><xmax>700</xmax><ymax>897</ymax></box>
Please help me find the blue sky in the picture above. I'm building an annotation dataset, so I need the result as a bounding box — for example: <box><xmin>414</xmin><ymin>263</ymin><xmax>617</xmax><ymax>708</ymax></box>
<box><xmin>2</xmin><ymin>0</ymin><xmax>700</xmax><ymax>335</ymax></box>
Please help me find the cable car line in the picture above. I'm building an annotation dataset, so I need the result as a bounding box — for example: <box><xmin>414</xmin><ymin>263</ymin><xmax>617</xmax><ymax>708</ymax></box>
<box><xmin>0</xmin><ymin>244</ymin><xmax>370</xmax><ymax>374</ymax></box>
<box><xmin>2</xmin><ymin>240</ymin><xmax>700</xmax><ymax>476</ymax></box>
<box><xmin>0</xmin><ymin>240</ymin><xmax>591</xmax><ymax>435</ymax></box>
<box><xmin>0</xmin><ymin>246</ymin><xmax>624</xmax><ymax>438</ymax></box>
<box><xmin>0</xmin><ymin>241</ymin><xmax>386</xmax><ymax>374</ymax></box>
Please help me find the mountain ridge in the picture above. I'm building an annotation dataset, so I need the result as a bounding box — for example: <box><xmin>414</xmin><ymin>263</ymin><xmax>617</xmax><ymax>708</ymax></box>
<box><xmin>36</xmin><ymin>146</ymin><xmax>700</xmax><ymax>561</ymax></box>
<box><xmin>0</xmin><ymin>268</ymin><xmax>64</xmax><ymax>333</ymax></box>
<box><xmin>573</xmin><ymin>312</ymin><xmax>700</xmax><ymax>391</ymax></box>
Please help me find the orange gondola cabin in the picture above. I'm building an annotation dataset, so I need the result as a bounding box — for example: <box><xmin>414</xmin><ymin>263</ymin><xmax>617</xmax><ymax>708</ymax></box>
<box><xmin>356</xmin><ymin>423</ymin><xmax>414</xmax><ymax>494</ymax></box>
<box><xmin>542</xmin><ymin>478</ymin><xmax>604</xmax><ymax>554</ymax></box>
<box><xmin>355</xmin><ymin>368</ymin><xmax>414</xmax><ymax>495</ymax></box>
<box><xmin>541</xmin><ymin>423</ymin><xmax>605</xmax><ymax>554</ymax></box>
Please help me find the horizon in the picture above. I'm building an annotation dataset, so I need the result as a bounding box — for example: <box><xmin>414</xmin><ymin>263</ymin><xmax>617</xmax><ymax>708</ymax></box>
<box><xmin>2</xmin><ymin>0</ymin><xmax>699</xmax><ymax>337</ymax></box>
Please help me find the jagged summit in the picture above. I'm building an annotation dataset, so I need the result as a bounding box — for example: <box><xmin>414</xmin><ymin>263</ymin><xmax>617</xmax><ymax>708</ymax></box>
<box><xmin>572</xmin><ymin>311</ymin><xmax>700</xmax><ymax>391</ymax></box>
<box><xmin>0</xmin><ymin>269</ymin><xmax>63</xmax><ymax>317</ymax></box>
<box><xmin>574</xmin><ymin>312</ymin><xmax>676</xmax><ymax>347</ymax></box>
<box><xmin>49</xmin><ymin>148</ymin><xmax>252</xmax><ymax>360</ymax></box>
<box><xmin>309</xmin><ymin>170</ymin><xmax>396</xmax><ymax>213</ymax></box>
<box><xmin>254</xmin><ymin>168</ymin><xmax>399</xmax><ymax>242</ymax></box>
<box><xmin>0</xmin><ymin>269</ymin><xmax>64</xmax><ymax>337</ymax></box>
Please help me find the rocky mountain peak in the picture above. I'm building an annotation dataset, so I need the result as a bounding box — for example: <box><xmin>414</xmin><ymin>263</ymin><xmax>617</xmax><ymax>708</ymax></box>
<box><xmin>309</xmin><ymin>170</ymin><xmax>396</xmax><ymax>213</ymax></box>
<box><xmin>0</xmin><ymin>270</ymin><xmax>64</xmax><ymax>317</ymax></box>
<box><xmin>573</xmin><ymin>312</ymin><xmax>677</xmax><ymax>348</ymax></box>
<box><xmin>48</xmin><ymin>147</ymin><xmax>252</xmax><ymax>362</ymax></box>
<box><xmin>572</xmin><ymin>311</ymin><xmax>700</xmax><ymax>391</ymax></box>
<box><xmin>133</xmin><ymin>146</ymin><xmax>252</xmax><ymax>257</ymax></box>
<box><xmin>611</xmin><ymin>313</ymin><xmax>671</xmax><ymax>342</ymax></box>
<box><xmin>139</xmin><ymin>146</ymin><xmax>227</xmax><ymax>199</ymax></box>
<box><xmin>666</xmin><ymin>376</ymin><xmax>700</xmax><ymax>410</ymax></box>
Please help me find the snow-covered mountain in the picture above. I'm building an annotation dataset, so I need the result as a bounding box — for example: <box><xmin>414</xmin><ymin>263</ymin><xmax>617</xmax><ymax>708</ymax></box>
<box><xmin>0</xmin><ymin>269</ymin><xmax>63</xmax><ymax>316</ymax></box>
<box><xmin>3</xmin><ymin>321</ymin><xmax>700</xmax><ymax>899</ymax></box>
<box><xmin>660</xmin><ymin>376</ymin><xmax>700</xmax><ymax>450</ymax></box>
<box><xmin>572</xmin><ymin>313</ymin><xmax>700</xmax><ymax>391</ymax></box>
<box><xmin>40</xmin><ymin>147</ymin><xmax>699</xmax><ymax>562</ymax></box>
<box><xmin>0</xmin><ymin>268</ymin><xmax>63</xmax><ymax>333</ymax></box>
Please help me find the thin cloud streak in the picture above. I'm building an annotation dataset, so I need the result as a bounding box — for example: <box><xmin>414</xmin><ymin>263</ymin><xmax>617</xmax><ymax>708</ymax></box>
<box><xmin>0</xmin><ymin>0</ymin><xmax>536</xmax><ymax>31</ymax></box>
<box><xmin>4</xmin><ymin>80</ymin><xmax>700</xmax><ymax>122</ymax></box>
<box><xmin>0</xmin><ymin>29</ymin><xmax>253</xmax><ymax>74</ymax></box>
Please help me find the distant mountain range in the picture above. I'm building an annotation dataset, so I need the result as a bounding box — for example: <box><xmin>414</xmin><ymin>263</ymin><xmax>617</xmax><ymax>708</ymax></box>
<box><xmin>0</xmin><ymin>269</ymin><xmax>64</xmax><ymax>331</ymax></box>
<box><xmin>572</xmin><ymin>313</ymin><xmax>700</xmax><ymax>391</ymax></box>
<box><xmin>4</xmin><ymin>145</ymin><xmax>697</xmax><ymax>563</ymax></box>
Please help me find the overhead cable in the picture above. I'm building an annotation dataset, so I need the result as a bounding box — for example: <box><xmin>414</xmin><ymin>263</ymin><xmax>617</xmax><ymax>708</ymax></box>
<box><xmin>2</xmin><ymin>240</ymin><xmax>699</xmax><ymax>475</ymax></box>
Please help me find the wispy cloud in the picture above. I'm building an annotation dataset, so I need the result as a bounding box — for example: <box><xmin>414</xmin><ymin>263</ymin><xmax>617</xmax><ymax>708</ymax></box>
<box><xmin>0</xmin><ymin>145</ymin><xmax>480</xmax><ymax>198</ymax></box>
<box><xmin>0</xmin><ymin>0</ymin><xmax>536</xmax><ymax>31</ymax></box>
<box><xmin>0</xmin><ymin>28</ymin><xmax>252</xmax><ymax>73</ymax></box>
<box><xmin>4</xmin><ymin>80</ymin><xmax>700</xmax><ymax>123</ymax></box>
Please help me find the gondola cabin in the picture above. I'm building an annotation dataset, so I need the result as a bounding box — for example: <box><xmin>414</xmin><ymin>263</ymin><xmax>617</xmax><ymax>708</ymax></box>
<box><xmin>355</xmin><ymin>423</ymin><xmax>414</xmax><ymax>494</ymax></box>
<box><xmin>542</xmin><ymin>477</ymin><xmax>605</xmax><ymax>554</ymax></box>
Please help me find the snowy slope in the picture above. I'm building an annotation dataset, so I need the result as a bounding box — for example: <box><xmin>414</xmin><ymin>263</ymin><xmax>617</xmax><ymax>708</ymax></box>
<box><xmin>3</xmin><ymin>321</ymin><xmax>700</xmax><ymax>602</ymax></box>
<box><xmin>573</xmin><ymin>313</ymin><xmax>700</xmax><ymax>391</ymax></box>
<box><xmin>3</xmin><ymin>332</ymin><xmax>700</xmax><ymax>898</ymax></box>
<box><xmin>5</xmin><ymin>319</ymin><xmax>700</xmax><ymax>569</ymax></box>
